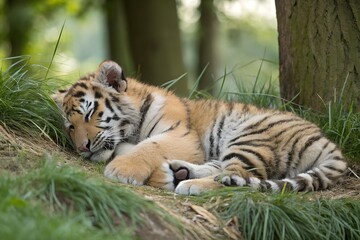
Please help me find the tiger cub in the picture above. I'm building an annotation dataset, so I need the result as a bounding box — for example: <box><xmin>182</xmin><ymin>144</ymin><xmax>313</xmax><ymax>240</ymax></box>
<box><xmin>53</xmin><ymin>60</ymin><xmax>347</xmax><ymax>195</ymax></box>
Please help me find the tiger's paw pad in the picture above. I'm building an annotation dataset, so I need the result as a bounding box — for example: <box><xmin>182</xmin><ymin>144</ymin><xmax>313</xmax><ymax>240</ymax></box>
<box><xmin>168</xmin><ymin>160</ymin><xmax>191</xmax><ymax>185</ymax></box>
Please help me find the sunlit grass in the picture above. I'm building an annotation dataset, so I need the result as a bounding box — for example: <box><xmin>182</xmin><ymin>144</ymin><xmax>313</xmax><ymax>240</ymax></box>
<box><xmin>0</xmin><ymin>57</ymin><xmax>68</xmax><ymax>145</ymax></box>
<box><xmin>0</xmin><ymin>155</ymin><xmax>183</xmax><ymax>239</ymax></box>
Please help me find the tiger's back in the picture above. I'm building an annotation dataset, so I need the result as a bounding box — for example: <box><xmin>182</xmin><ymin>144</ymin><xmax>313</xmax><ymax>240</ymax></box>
<box><xmin>54</xmin><ymin>61</ymin><xmax>347</xmax><ymax>195</ymax></box>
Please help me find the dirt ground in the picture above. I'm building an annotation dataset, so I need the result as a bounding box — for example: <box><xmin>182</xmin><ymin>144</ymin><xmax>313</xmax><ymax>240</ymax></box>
<box><xmin>0</xmin><ymin>126</ymin><xmax>359</xmax><ymax>240</ymax></box>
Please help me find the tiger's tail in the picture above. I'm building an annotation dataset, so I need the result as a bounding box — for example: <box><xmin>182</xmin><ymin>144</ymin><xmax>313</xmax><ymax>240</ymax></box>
<box><xmin>222</xmin><ymin>155</ymin><xmax>348</xmax><ymax>192</ymax></box>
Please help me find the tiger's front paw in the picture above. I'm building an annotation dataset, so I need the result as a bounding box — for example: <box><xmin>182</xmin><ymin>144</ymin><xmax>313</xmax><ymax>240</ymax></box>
<box><xmin>168</xmin><ymin>160</ymin><xmax>191</xmax><ymax>186</ymax></box>
<box><xmin>104</xmin><ymin>159</ymin><xmax>151</xmax><ymax>186</ymax></box>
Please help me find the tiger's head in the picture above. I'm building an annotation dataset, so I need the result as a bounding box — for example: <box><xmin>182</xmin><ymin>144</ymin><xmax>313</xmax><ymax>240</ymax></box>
<box><xmin>53</xmin><ymin>61</ymin><xmax>138</xmax><ymax>162</ymax></box>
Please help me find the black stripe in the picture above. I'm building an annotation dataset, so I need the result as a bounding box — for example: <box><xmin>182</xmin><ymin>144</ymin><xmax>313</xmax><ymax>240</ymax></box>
<box><xmin>147</xmin><ymin>115</ymin><xmax>163</xmax><ymax>138</ymax></box>
<box><xmin>72</xmin><ymin>91</ymin><xmax>86</xmax><ymax>98</ymax></box>
<box><xmin>301</xmin><ymin>138</ymin><xmax>330</xmax><ymax>171</ymax></box>
<box><xmin>216</xmin><ymin>115</ymin><xmax>226</xmax><ymax>157</ymax></box>
<box><xmin>181</xmin><ymin>131</ymin><xmax>191</xmax><ymax>137</ymax></box>
<box><xmin>162</xmin><ymin>121</ymin><xmax>181</xmax><ymax>133</ymax></box>
<box><xmin>206</xmin><ymin>161</ymin><xmax>221</xmax><ymax>169</ymax></box>
<box><xmin>242</xmin><ymin>114</ymin><xmax>273</xmax><ymax>131</ymax></box>
<box><xmin>93</xmin><ymin>101</ymin><xmax>99</xmax><ymax>114</ymax></box>
<box><xmin>240</xmin><ymin>148</ymin><xmax>267</xmax><ymax>166</ymax></box>
<box><xmin>283</xmin><ymin>128</ymin><xmax>318</xmax><ymax>172</ymax></box>
<box><xmin>138</xmin><ymin>94</ymin><xmax>153</xmax><ymax>134</ymax></box>
<box><xmin>110</xmin><ymin>93</ymin><xmax>119</xmax><ymax>102</ymax></box>
<box><xmin>96</xmin><ymin>125</ymin><xmax>110</xmax><ymax>130</ymax></box>
<box><xmin>116</xmin><ymin>105</ymin><xmax>124</xmax><ymax>114</ymax></box>
<box><xmin>323</xmin><ymin>165</ymin><xmax>345</xmax><ymax>174</ymax></box>
<box><xmin>328</xmin><ymin>145</ymin><xmax>338</xmax><ymax>154</ymax></box>
<box><xmin>103</xmin><ymin>117</ymin><xmax>112</xmax><ymax>123</ymax></box>
<box><xmin>291</xmin><ymin>134</ymin><xmax>323</xmax><ymax>171</ymax></box>
<box><xmin>236</xmin><ymin>118</ymin><xmax>301</xmax><ymax>141</ymax></box>
<box><xmin>120</xmin><ymin>119</ymin><xmax>130</xmax><ymax>127</ymax></box>
<box><xmin>71</xmin><ymin>107</ymin><xmax>82</xmax><ymax>115</ymax></box>
<box><xmin>298</xmin><ymin>135</ymin><xmax>322</xmax><ymax>160</ymax></box>
<box><xmin>94</xmin><ymin>91</ymin><xmax>103</xmax><ymax>98</ymax></box>
<box><xmin>222</xmin><ymin>153</ymin><xmax>257</xmax><ymax>169</ymax></box>
<box><xmin>105</xmin><ymin>98</ymin><xmax>114</xmax><ymax>112</ymax></box>
<box><xmin>228</xmin><ymin>139</ymin><xmax>272</xmax><ymax>148</ymax></box>
<box><xmin>285</xmin><ymin>137</ymin><xmax>301</xmax><ymax>174</ymax></box>
<box><xmin>209</xmin><ymin>122</ymin><xmax>216</xmax><ymax>158</ymax></box>
<box><xmin>85</xmin><ymin>110</ymin><xmax>92</xmax><ymax>122</ymax></box>
<box><xmin>73</xmin><ymin>82</ymin><xmax>88</xmax><ymax>89</ymax></box>
<box><xmin>112</xmin><ymin>114</ymin><xmax>120</xmax><ymax>121</ymax></box>
<box><xmin>181</xmin><ymin>99</ymin><xmax>191</xmax><ymax>130</ymax></box>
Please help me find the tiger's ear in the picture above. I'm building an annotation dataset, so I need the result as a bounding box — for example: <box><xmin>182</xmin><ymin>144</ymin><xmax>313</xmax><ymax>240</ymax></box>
<box><xmin>51</xmin><ymin>90</ymin><xmax>67</xmax><ymax>108</ymax></box>
<box><xmin>95</xmin><ymin>60</ymin><xmax>127</xmax><ymax>92</ymax></box>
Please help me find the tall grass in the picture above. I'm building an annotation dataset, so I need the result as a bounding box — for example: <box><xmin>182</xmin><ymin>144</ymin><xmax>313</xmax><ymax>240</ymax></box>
<box><xmin>0</xmin><ymin>57</ymin><xmax>68</xmax><ymax>145</ymax></box>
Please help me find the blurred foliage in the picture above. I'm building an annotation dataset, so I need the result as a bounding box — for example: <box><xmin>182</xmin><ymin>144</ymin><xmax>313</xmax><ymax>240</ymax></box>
<box><xmin>0</xmin><ymin>0</ymin><xmax>278</xmax><ymax>90</ymax></box>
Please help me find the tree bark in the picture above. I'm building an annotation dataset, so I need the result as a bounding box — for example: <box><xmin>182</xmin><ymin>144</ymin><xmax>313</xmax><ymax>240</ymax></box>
<box><xmin>275</xmin><ymin>0</ymin><xmax>360</xmax><ymax>111</ymax></box>
<box><xmin>198</xmin><ymin>0</ymin><xmax>217</xmax><ymax>91</ymax></box>
<box><xmin>123</xmin><ymin>0</ymin><xmax>188</xmax><ymax>96</ymax></box>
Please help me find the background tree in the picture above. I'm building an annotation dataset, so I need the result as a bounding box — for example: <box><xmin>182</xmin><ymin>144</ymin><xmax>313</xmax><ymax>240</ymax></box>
<box><xmin>197</xmin><ymin>0</ymin><xmax>217</xmax><ymax>91</ymax></box>
<box><xmin>105</xmin><ymin>0</ymin><xmax>134</xmax><ymax>74</ymax></box>
<box><xmin>275</xmin><ymin>0</ymin><xmax>360</xmax><ymax>111</ymax></box>
<box><xmin>4</xmin><ymin>0</ymin><xmax>33</xmax><ymax>59</ymax></box>
<box><xmin>118</xmin><ymin>0</ymin><xmax>188</xmax><ymax>96</ymax></box>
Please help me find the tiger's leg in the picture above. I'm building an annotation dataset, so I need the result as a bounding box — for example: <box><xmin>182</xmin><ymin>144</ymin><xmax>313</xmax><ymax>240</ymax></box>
<box><xmin>218</xmin><ymin>137</ymin><xmax>348</xmax><ymax>192</ymax></box>
<box><xmin>104</xmin><ymin>131</ymin><xmax>204</xmax><ymax>190</ymax></box>
<box><xmin>174</xmin><ymin>144</ymin><xmax>273</xmax><ymax>195</ymax></box>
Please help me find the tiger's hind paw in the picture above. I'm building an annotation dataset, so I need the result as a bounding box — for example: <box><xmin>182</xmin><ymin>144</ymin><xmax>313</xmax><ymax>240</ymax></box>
<box><xmin>175</xmin><ymin>177</ymin><xmax>223</xmax><ymax>195</ymax></box>
<box><xmin>215</xmin><ymin>173</ymin><xmax>261</xmax><ymax>189</ymax></box>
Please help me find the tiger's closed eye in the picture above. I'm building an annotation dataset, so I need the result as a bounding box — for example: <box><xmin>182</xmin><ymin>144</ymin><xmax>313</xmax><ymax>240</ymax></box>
<box><xmin>69</xmin><ymin>125</ymin><xmax>75</xmax><ymax>132</ymax></box>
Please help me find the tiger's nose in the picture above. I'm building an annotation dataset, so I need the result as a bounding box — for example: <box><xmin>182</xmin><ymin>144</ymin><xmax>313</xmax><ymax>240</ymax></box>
<box><xmin>78</xmin><ymin>140</ymin><xmax>91</xmax><ymax>152</ymax></box>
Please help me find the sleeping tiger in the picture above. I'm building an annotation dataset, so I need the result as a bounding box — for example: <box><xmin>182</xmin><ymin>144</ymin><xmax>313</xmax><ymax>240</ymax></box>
<box><xmin>53</xmin><ymin>60</ymin><xmax>347</xmax><ymax>195</ymax></box>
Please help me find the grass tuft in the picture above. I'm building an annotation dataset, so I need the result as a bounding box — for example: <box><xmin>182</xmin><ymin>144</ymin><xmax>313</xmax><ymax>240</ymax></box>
<box><xmin>0</xmin><ymin>155</ymin><xmax>183</xmax><ymax>239</ymax></box>
<box><xmin>198</xmin><ymin>188</ymin><xmax>360</xmax><ymax>240</ymax></box>
<box><xmin>0</xmin><ymin>57</ymin><xmax>68</xmax><ymax>145</ymax></box>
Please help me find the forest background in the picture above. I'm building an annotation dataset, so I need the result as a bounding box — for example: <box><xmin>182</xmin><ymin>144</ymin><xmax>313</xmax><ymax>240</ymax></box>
<box><xmin>1</xmin><ymin>0</ymin><xmax>278</xmax><ymax>98</ymax></box>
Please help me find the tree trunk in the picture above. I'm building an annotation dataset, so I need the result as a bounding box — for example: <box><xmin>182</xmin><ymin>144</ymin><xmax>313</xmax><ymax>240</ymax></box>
<box><xmin>105</xmin><ymin>0</ymin><xmax>134</xmax><ymax>74</ymax></box>
<box><xmin>198</xmin><ymin>0</ymin><xmax>217</xmax><ymax>91</ymax></box>
<box><xmin>123</xmin><ymin>0</ymin><xmax>188</xmax><ymax>96</ymax></box>
<box><xmin>275</xmin><ymin>0</ymin><xmax>360</xmax><ymax>111</ymax></box>
<box><xmin>4</xmin><ymin>0</ymin><xmax>33</xmax><ymax>58</ymax></box>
